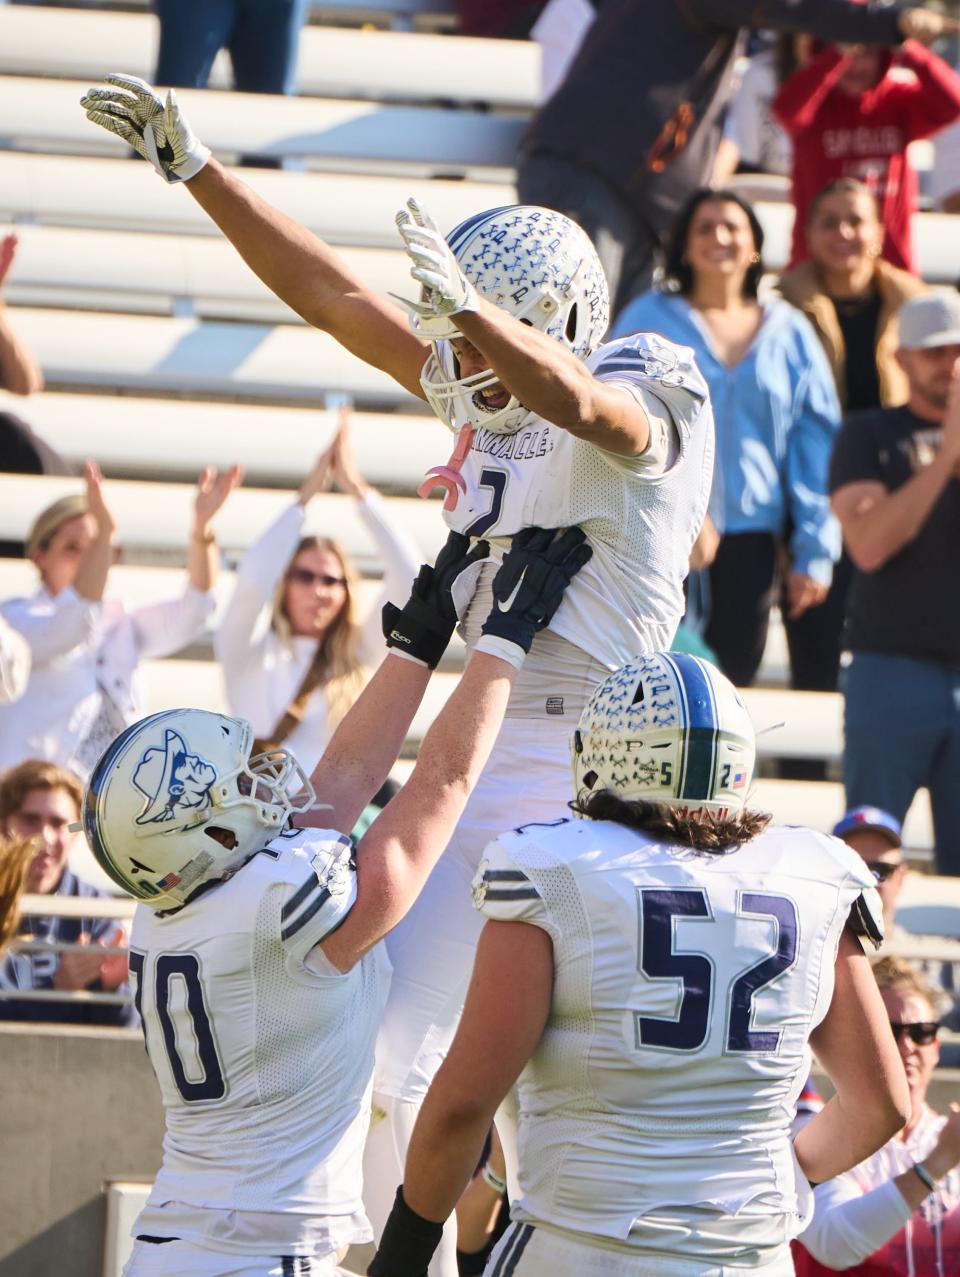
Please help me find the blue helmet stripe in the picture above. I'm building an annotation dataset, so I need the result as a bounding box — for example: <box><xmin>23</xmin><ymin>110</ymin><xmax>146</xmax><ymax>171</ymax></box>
<box><xmin>446</xmin><ymin>205</ymin><xmax>518</xmax><ymax>255</ymax></box>
<box><xmin>662</xmin><ymin>654</ymin><xmax>718</xmax><ymax>801</ymax></box>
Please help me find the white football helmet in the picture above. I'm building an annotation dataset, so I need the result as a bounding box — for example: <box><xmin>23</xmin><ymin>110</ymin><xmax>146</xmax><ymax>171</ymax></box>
<box><xmin>572</xmin><ymin>653</ymin><xmax>756</xmax><ymax>818</ymax></box>
<box><xmin>416</xmin><ymin>205</ymin><xmax>610</xmax><ymax>435</ymax></box>
<box><xmin>82</xmin><ymin>709</ymin><xmax>315</xmax><ymax>911</ymax></box>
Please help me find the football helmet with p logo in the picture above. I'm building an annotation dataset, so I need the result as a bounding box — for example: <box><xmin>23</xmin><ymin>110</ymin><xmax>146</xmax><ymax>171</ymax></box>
<box><xmin>417</xmin><ymin>205</ymin><xmax>610</xmax><ymax>436</ymax></box>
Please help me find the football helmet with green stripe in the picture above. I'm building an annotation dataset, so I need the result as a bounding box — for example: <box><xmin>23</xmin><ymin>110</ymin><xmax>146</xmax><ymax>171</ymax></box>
<box><xmin>572</xmin><ymin>653</ymin><xmax>755</xmax><ymax>818</ymax></box>
<box><xmin>82</xmin><ymin>709</ymin><xmax>314</xmax><ymax>911</ymax></box>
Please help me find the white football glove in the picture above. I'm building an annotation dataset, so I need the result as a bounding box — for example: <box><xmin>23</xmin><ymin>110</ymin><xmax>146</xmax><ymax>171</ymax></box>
<box><xmin>393</xmin><ymin>198</ymin><xmax>479</xmax><ymax>331</ymax></box>
<box><xmin>81</xmin><ymin>74</ymin><xmax>210</xmax><ymax>183</ymax></box>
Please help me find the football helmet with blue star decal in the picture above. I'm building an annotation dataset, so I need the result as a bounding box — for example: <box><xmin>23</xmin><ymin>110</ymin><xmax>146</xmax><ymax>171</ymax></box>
<box><xmin>571</xmin><ymin>653</ymin><xmax>756</xmax><ymax>818</ymax></box>
<box><xmin>416</xmin><ymin>205</ymin><xmax>610</xmax><ymax>435</ymax></box>
<box><xmin>82</xmin><ymin>709</ymin><xmax>315</xmax><ymax>910</ymax></box>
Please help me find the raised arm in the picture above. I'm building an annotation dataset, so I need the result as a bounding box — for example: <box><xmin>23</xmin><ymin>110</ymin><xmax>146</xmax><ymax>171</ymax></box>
<box><xmin>394</xmin><ymin>201</ymin><xmax>651</xmax><ymax>456</ymax></box>
<box><xmin>316</xmin><ymin>526</ymin><xmax>592</xmax><ymax>972</ymax></box>
<box><xmin>80</xmin><ymin>76</ymin><xmax>429</xmax><ymax>398</ymax></box>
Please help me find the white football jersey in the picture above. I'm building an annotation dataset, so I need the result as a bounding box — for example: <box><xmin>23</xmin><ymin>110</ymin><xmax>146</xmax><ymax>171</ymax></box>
<box><xmin>474</xmin><ymin>819</ymin><xmax>882</xmax><ymax>1266</ymax></box>
<box><xmin>449</xmin><ymin>331</ymin><xmax>714</xmax><ymax>677</ymax></box>
<box><xmin>129</xmin><ymin>829</ymin><xmax>387</xmax><ymax>1258</ymax></box>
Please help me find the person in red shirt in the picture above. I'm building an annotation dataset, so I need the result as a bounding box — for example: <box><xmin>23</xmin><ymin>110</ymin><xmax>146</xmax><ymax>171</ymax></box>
<box><xmin>773</xmin><ymin>37</ymin><xmax>960</xmax><ymax>274</ymax></box>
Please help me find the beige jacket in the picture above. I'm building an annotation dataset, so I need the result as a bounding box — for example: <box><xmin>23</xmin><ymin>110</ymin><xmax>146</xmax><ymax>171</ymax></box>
<box><xmin>778</xmin><ymin>259</ymin><xmax>927</xmax><ymax>409</ymax></box>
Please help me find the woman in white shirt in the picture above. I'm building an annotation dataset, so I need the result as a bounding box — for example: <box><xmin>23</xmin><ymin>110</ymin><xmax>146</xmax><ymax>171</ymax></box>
<box><xmin>214</xmin><ymin>418</ymin><xmax>421</xmax><ymax>775</ymax></box>
<box><xmin>0</xmin><ymin>460</ymin><xmax>241</xmax><ymax>777</ymax></box>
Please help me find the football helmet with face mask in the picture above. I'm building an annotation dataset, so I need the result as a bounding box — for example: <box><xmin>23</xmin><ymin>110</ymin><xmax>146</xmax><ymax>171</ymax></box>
<box><xmin>416</xmin><ymin>205</ymin><xmax>610</xmax><ymax>435</ymax></box>
<box><xmin>572</xmin><ymin>653</ymin><xmax>756</xmax><ymax>818</ymax></box>
<box><xmin>82</xmin><ymin>709</ymin><xmax>315</xmax><ymax>911</ymax></box>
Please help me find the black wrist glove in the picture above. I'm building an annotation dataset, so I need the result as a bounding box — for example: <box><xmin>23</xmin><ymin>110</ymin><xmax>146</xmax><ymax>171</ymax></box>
<box><xmin>479</xmin><ymin>525</ymin><xmax>593</xmax><ymax>657</ymax></box>
<box><xmin>367</xmin><ymin>1185</ymin><xmax>443</xmax><ymax>1277</ymax></box>
<box><xmin>382</xmin><ymin>530</ymin><xmax>489</xmax><ymax>669</ymax></box>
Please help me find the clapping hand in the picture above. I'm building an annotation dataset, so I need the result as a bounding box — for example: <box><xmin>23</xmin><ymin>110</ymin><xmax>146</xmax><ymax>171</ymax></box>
<box><xmin>0</xmin><ymin>234</ymin><xmax>17</xmax><ymax>292</ymax></box>
<box><xmin>193</xmin><ymin>464</ymin><xmax>244</xmax><ymax>535</ymax></box>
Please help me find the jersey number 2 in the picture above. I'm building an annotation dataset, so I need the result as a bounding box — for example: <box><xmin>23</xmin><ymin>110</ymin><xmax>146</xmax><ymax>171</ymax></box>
<box><xmin>130</xmin><ymin>951</ymin><xmax>227</xmax><ymax>1102</ymax></box>
<box><xmin>636</xmin><ymin>889</ymin><xmax>798</xmax><ymax>1054</ymax></box>
<box><xmin>464</xmin><ymin>468</ymin><xmax>508</xmax><ymax>538</ymax></box>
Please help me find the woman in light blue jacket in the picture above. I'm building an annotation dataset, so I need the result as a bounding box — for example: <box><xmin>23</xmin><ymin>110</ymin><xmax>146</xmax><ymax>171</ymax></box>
<box><xmin>612</xmin><ymin>187</ymin><xmax>842</xmax><ymax>688</ymax></box>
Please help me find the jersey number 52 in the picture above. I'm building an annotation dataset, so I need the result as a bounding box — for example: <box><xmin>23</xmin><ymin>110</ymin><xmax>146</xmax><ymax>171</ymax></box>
<box><xmin>636</xmin><ymin>888</ymin><xmax>799</xmax><ymax>1054</ymax></box>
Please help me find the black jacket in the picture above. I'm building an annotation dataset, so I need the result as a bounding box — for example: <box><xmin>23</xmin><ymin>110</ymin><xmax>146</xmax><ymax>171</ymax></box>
<box><xmin>520</xmin><ymin>0</ymin><xmax>904</xmax><ymax>232</ymax></box>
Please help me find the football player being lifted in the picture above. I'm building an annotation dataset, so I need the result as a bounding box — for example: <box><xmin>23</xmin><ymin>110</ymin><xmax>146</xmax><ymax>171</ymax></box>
<box><xmin>81</xmin><ymin>527</ymin><xmax>591</xmax><ymax>1277</ymax></box>
<box><xmin>370</xmin><ymin>654</ymin><xmax>910</xmax><ymax>1277</ymax></box>
<box><xmin>82</xmin><ymin>77</ymin><xmax>715</xmax><ymax>1274</ymax></box>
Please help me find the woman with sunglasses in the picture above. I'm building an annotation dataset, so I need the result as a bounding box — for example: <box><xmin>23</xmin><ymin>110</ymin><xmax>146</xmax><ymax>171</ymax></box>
<box><xmin>797</xmin><ymin>956</ymin><xmax>960</xmax><ymax>1277</ymax></box>
<box><xmin>0</xmin><ymin>459</ymin><xmax>241</xmax><ymax>777</ymax></box>
<box><xmin>215</xmin><ymin>412</ymin><xmax>420</xmax><ymax>775</ymax></box>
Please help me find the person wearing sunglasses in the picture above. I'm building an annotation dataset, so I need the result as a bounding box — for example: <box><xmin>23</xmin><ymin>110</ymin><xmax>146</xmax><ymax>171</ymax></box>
<box><xmin>833</xmin><ymin>806</ymin><xmax>909</xmax><ymax>932</ymax></box>
<box><xmin>797</xmin><ymin>956</ymin><xmax>960</xmax><ymax>1277</ymax></box>
<box><xmin>215</xmin><ymin>412</ymin><xmax>420</xmax><ymax>777</ymax></box>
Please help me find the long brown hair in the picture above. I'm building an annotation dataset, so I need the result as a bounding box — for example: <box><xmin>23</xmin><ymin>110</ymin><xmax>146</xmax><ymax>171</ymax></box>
<box><xmin>0</xmin><ymin>837</ymin><xmax>36</xmax><ymax>954</ymax></box>
<box><xmin>263</xmin><ymin>536</ymin><xmax>368</xmax><ymax>747</ymax></box>
<box><xmin>574</xmin><ymin>789</ymin><xmax>771</xmax><ymax>853</ymax></box>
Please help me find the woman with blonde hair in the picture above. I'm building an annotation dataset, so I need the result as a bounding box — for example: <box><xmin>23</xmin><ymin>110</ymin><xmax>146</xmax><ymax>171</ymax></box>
<box><xmin>214</xmin><ymin>414</ymin><xmax>421</xmax><ymax>774</ymax></box>
<box><xmin>0</xmin><ymin>460</ymin><xmax>241</xmax><ymax>776</ymax></box>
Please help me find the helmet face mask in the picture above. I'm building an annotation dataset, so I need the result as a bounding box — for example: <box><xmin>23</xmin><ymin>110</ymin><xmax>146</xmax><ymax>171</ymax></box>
<box><xmin>416</xmin><ymin>205</ymin><xmax>610</xmax><ymax>436</ymax></box>
<box><xmin>83</xmin><ymin>710</ymin><xmax>315</xmax><ymax>911</ymax></box>
<box><xmin>572</xmin><ymin>653</ymin><xmax>756</xmax><ymax>820</ymax></box>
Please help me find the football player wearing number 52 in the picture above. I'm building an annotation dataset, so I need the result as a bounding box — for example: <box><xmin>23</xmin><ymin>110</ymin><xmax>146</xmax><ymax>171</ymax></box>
<box><xmin>370</xmin><ymin>653</ymin><xmax>910</xmax><ymax>1277</ymax></box>
<box><xmin>81</xmin><ymin>75</ymin><xmax>716</xmax><ymax>1276</ymax></box>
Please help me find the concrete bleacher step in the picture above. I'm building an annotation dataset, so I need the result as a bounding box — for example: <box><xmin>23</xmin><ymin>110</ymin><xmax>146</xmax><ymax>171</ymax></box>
<box><xmin>0</xmin><ymin>7</ymin><xmax>538</xmax><ymax>109</ymax></box>
<box><xmin>0</xmin><ymin>472</ymin><xmax>447</xmax><ymax>565</ymax></box>
<box><xmin>0</xmin><ymin>390</ymin><xmax>449</xmax><ymax>490</ymax></box>
<box><xmin>0</xmin><ymin>76</ymin><xmax>524</xmax><ymax>178</ymax></box>
<box><xmin>5</xmin><ymin>305</ymin><xmax>421</xmax><ymax>406</ymax></box>
<box><xmin>0</xmin><ymin>153</ymin><xmax>514</xmax><ymax>246</ymax></box>
<box><xmin>4</xmin><ymin>223</ymin><xmax>417</xmax><ymax>323</ymax></box>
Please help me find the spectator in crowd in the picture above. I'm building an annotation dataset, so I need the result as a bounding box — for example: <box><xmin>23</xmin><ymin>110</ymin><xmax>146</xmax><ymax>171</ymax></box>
<box><xmin>0</xmin><ymin>459</ymin><xmax>241</xmax><ymax>777</ymax></box>
<box><xmin>214</xmin><ymin>413</ymin><xmax>420</xmax><ymax>777</ymax></box>
<box><xmin>796</xmin><ymin>957</ymin><xmax>960</xmax><ymax>1277</ymax></box>
<box><xmin>713</xmin><ymin>31</ymin><xmax>817</xmax><ymax>183</ymax></box>
<box><xmin>0</xmin><ymin>615</ymin><xmax>29</xmax><ymax>705</ymax></box>
<box><xmin>515</xmin><ymin>1</ymin><xmax>952</xmax><ymax>314</ymax></box>
<box><xmin>0</xmin><ymin>234</ymin><xmax>43</xmax><ymax>398</ymax></box>
<box><xmin>931</xmin><ymin>109</ymin><xmax>960</xmax><ymax>213</ymax></box>
<box><xmin>153</xmin><ymin>0</ymin><xmax>308</xmax><ymax>97</ymax></box>
<box><xmin>612</xmin><ymin>188</ymin><xmax>841</xmax><ymax>689</ymax></box>
<box><xmin>0</xmin><ymin>833</ymin><xmax>32</xmax><ymax>960</ymax></box>
<box><xmin>780</xmin><ymin>179</ymin><xmax>928</xmax><ymax>414</ymax></box>
<box><xmin>830</xmin><ymin>291</ymin><xmax>960</xmax><ymax>876</ymax></box>
<box><xmin>834</xmin><ymin>805</ymin><xmax>960</xmax><ymax>1038</ymax></box>
<box><xmin>778</xmin><ymin>178</ymin><xmax>927</xmax><ymax>692</ymax></box>
<box><xmin>0</xmin><ymin>759</ymin><xmax>135</xmax><ymax>1027</ymax></box>
<box><xmin>773</xmin><ymin>34</ymin><xmax>960</xmax><ymax>276</ymax></box>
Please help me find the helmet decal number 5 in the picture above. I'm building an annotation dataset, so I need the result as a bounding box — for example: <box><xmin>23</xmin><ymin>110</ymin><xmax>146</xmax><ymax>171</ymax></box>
<box><xmin>635</xmin><ymin>889</ymin><xmax>799</xmax><ymax>1054</ymax></box>
<box><xmin>464</xmin><ymin>468</ymin><xmax>508</xmax><ymax>538</ymax></box>
<box><xmin>130</xmin><ymin>949</ymin><xmax>227</xmax><ymax>1101</ymax></box>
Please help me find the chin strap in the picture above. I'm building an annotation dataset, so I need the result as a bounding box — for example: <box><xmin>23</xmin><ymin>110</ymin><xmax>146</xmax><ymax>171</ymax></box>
<box><xmin>417</xmin><ymin>425</ymin><xmax>474</xmax><ymax>511</ymax></box>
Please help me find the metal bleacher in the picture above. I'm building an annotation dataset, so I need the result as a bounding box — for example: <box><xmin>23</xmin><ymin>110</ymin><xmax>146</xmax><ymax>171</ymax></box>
<box><xmin>0</xmin><ymin>0</ymin><xmax>955</xmax><ymax>886</ymax></box>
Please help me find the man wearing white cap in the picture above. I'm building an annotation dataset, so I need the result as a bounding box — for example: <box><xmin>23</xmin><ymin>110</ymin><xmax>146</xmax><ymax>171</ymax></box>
<box><xmin>830</xmin><ymin>291</ymin><xmax>960</xmax><ymax>875</ymax></box>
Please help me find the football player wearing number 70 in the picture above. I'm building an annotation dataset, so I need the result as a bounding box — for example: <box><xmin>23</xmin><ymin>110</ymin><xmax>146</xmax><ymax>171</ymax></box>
<box><xmin>370</xmin><ymin>653</ymin><xmax>910</xmax><ymax>1277</ymax></box>
<box><xmin>81</xmin><ymin>75</ymin><xmax>716</xmax><ymax>1275</ymax></box>
<box><xmin>78</xmin><ymin>527</ymin><xmax>591</xmax><ymax>1277</ymax></box>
